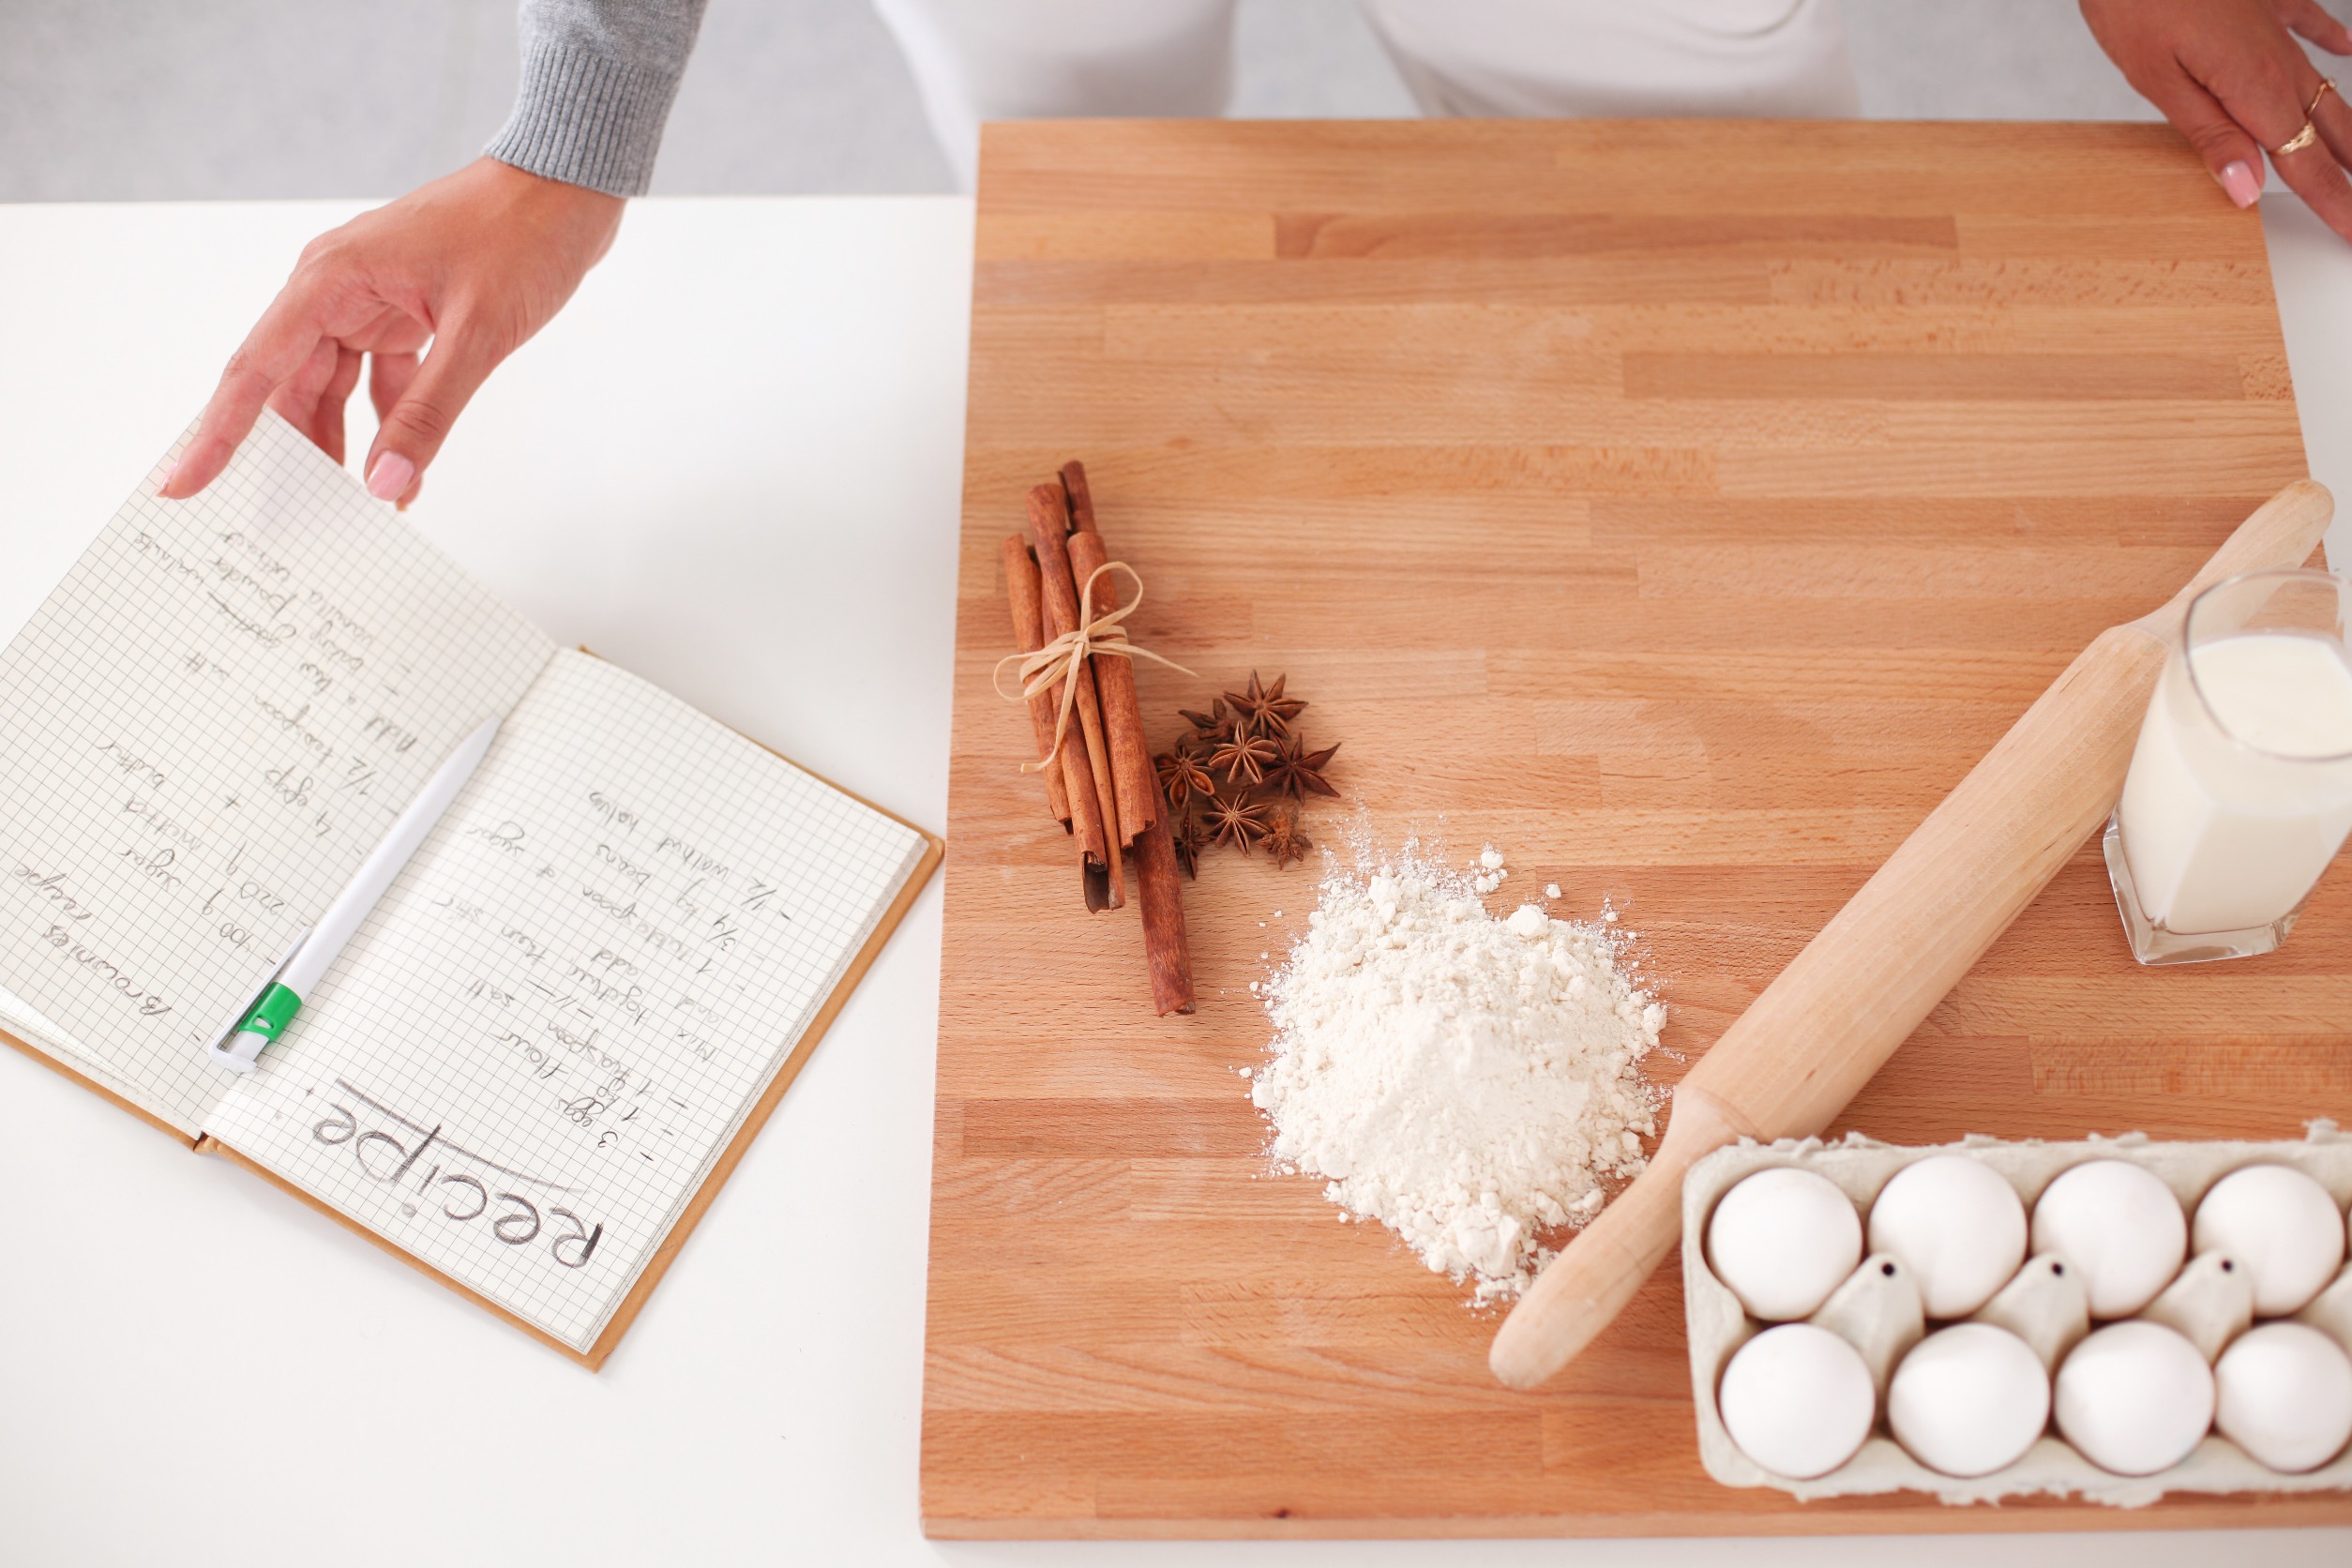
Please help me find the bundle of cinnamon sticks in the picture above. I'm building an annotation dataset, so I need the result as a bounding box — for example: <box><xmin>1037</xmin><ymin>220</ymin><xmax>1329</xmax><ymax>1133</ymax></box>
<box><xmin>1002</xmin><ymin>462</ymin><xmax>1195</xmax><ymax>1016</ymax></box>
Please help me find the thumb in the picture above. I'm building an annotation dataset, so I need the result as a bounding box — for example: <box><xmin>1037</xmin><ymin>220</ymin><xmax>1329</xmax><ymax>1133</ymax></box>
<box><xmin>2147</xmin><ymin>68</ymin><xmax>2269</xmax><ymax>207</ymax></box>
<box><xmin>361</xmin><ymin>323</ymin><xmax>498</xmax><ymax>503</ymax></box>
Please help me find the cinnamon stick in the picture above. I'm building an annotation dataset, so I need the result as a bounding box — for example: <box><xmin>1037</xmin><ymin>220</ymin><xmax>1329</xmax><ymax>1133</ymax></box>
<box><xmin>1132</xmin><ymin>784</ymin><xmax>1196</xmax><ymax>1015</ymax></box>
<box><xmin>1064</xmin><ymin>524</ymin><xmax>1157</xmax><ymax>843</ymax></box>
<box><xmin>1001</xmin><ymin>535</ymin><xmax>1072</xmax><ymax>832</ymax></box>
<box><xmin>1026</xmin><ymin>481</ymin><xmax>1124</xmax><ymax>910</ymax></box>
<box><xmin>1062</xmin><ymin>462</ymin><xmax>1158</xmax><ymax>841</ymax></box>
<box><xmin>1059</xmin><ymin>460</ymin><xmax>1096</xmax><ymax>533</ymax></box>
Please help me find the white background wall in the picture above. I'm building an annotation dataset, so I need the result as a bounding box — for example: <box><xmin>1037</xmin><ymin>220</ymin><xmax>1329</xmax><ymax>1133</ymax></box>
<box><xmin>3</xmin><ymin>0</ymin><xmax>2169</xmax><ymax>202</ymax></box>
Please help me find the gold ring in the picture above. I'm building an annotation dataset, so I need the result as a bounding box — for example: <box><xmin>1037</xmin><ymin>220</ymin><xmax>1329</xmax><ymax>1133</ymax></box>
<box><xmin>2275</xmin><ymin>118</ymin><xmax>2320</xmax><ymax>157</ymax></box>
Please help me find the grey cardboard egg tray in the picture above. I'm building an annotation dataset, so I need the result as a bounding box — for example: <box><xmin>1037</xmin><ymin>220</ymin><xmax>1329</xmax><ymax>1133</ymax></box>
<box><xmin>1682</xmin><ymin>1124</ymin><xmax>2352</xmax><ymax>1507</ymax></box>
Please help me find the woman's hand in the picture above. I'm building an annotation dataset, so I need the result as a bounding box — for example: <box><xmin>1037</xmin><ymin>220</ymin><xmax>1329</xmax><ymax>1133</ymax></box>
<box><xmin>162</xmin><ymin>157</ymin><xmax>624</xmax><ymax>506</ymax></box>
<box><xmin>2083</xmin><ymin>0</ymin><xmax>2352</xmax><ymax>237</ymax></box>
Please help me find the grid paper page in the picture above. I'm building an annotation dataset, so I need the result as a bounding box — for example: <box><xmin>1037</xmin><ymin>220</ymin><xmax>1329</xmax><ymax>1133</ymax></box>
<box><xmin>204</xmin><ymin>649</ymin><xmax>928</xmax><ymax>1350</ymax></box>
<box><xmin>0</xmin><ymin>413</ymin><xmax>554</xmax><ymax>1133</ymax></box>
<box><xmin>0</xmin><ymin>980</ymin><xmax>173</xmax><ymax>1121</ymax></box>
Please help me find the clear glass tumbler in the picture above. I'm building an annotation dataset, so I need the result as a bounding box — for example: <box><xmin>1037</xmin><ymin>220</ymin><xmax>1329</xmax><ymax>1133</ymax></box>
<box><xmin>2105</xmin><ymin>567</ymin><xmax>2352</xmax><ymax>965</ymax></box>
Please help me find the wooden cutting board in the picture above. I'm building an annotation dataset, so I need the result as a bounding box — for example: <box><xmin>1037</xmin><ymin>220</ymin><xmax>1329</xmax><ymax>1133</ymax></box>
<box><xmin>926</xmin><ymin>119</ymin><xmax>2352</xmax><ymax>1538</ymax></box>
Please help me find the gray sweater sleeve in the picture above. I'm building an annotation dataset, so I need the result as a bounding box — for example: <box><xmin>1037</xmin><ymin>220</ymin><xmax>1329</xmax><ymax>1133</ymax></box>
<box><xmin>484</xmin><ymin>0</ymin><xmax>709</xmax><ymax>198</ymax></box>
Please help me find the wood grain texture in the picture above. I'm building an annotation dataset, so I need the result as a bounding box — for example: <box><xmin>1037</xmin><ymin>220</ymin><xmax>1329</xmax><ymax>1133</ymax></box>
<box><xmin>927</xmin><ymin>119</ymin><xmax>2352</xmax><ymax>1537</ymax></box>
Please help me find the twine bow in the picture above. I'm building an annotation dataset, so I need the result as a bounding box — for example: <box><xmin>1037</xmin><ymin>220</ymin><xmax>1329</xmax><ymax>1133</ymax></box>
<box><xmin>995</xmin><ymin>560</ymin><xmax>1196</xmax><ymax>774</ymax></box>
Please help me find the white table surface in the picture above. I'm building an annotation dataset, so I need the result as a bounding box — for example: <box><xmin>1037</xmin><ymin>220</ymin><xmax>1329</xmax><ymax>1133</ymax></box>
<box><xmin>1</xmin><ymin>193</ymin><xmax>2348</xmax><ymax>1568</ymax></box>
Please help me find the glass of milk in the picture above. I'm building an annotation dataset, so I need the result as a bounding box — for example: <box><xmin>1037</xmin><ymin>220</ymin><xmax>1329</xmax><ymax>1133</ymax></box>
<box><xmin>2106</xmin><ymin>567</ymin><xmax>2352</xmax><ymax>964</ymax></box>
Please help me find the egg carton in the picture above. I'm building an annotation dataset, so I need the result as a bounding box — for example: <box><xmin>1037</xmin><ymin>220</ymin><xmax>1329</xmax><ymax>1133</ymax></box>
<box><xmin>1682</xmin><ymin>1124</ymin><xmax>2352</xmax><ymax>1507</ymax></box>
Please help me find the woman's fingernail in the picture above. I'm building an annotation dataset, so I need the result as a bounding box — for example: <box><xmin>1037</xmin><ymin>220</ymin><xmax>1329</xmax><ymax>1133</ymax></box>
<box><xmin>158</xmin><ymin>458</ymin><xmax>184</xmax><ymax>495</ymax></box>
<box><xmin>366</xmin><ymin>451</ymin><xmax>415</xmax><ymax>500</ymax></box>
<box><xmin>2219</xmin><ymin>160</ymin><xmax>2262</xmax><ymax>208</ymax></box>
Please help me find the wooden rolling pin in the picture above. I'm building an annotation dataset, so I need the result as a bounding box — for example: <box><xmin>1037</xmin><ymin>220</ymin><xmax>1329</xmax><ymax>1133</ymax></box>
<box><xmin>1488</xmin><ymin>480</ymin><xmax>2335</xmax><ymax>1391</ymax></box>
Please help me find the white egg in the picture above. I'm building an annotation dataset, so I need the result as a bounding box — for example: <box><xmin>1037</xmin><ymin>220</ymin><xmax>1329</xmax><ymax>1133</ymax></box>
<box><xmin>1718</xmin><ymin>1323</ymin><xmax>1877</xmax><ymax>1480</ymax></box>
<box><xmin>1707</xmin><ymin>1168</ymin><xmax>1864</xmax><ymax>1321</ymax></box>
<box><xmin>1886</xmin><ymin>1323</ymin><xmax>2050</xmax><ymax>1477</ymax></box>
<box><xmin>2029</xmin><ymin>1159</ymin><xmax>2188</xmax><ymax>1318</ymax></box>
<box><xmin>2300</xmin><ymin>1262</ymin><xmax>2352</xmax><ymax>1351</ymax></box>
<box><xmin>1867</xmin><ymin>1154</ymin><xmax>2028</xmax><ymax>1319</ymax></box>
<box><xmin>2055</xmin><ymin>1321</ymin><xmax>2216</xmax><ymax>1476</ymax></box>
<box><xmin>2193</xmin><ymin>1165</ymin><xmax>2347</xmax><ymax>1316</ymax></box>
<box><xmin>2215</xmin><ymin>1322</ymin><xmax>2352</xmax><ymax>1473</ymax></box>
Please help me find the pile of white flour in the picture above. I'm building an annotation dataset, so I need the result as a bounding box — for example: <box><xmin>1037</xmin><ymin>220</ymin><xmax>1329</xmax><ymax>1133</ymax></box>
<box><xmin>1250</xmin><ymin>845</ymin><xmax>1663</xmax><ymax>1304</ymax></box>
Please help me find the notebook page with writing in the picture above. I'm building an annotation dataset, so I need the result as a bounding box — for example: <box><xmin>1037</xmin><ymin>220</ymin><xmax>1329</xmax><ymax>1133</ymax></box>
<box><xmin>203</xmin><ymin>649</ymin><xmax>928</xmax><ymax>1350</ymax></box>
<box><xmin>0</xmin><ymin>414</ymin><xmax>553</xmax><ymax>1134</ymax></box>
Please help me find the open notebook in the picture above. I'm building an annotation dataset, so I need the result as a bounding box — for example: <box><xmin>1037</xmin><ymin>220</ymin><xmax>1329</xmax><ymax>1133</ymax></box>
<box><xmin>0</xmin><ymin>413</ymin><xmax>939</xmax><ymax>1365</ymax></box>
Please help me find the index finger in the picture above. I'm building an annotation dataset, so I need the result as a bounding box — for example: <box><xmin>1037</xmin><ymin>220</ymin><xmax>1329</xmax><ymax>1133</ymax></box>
<box><xmin>159</xmin><ymin>273</ymin><xmax>341</xmax><ymax>499</ymax></box>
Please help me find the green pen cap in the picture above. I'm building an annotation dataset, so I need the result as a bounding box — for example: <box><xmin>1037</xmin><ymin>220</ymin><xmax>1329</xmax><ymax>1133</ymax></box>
<box><xmin>234</xmin><ymin>982</ymin><xmax>303</xmax><ymax>1043</ymax></box>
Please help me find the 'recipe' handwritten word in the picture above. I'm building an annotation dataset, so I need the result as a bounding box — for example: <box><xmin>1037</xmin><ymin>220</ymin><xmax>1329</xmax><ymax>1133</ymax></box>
<box><xmin>35</xmin><ymin>923</ymin><xmax>173</xmax><ymax>1016</ymax></box>
<box><xmin>311</xmin><ymin>1078</ymin><xmax>604</xmax><ymax>1270</ymax></box>
<box><xmin>15</xmin><ymin>865</ymin><xmax>97</xmax><ymax>922</ymax></box>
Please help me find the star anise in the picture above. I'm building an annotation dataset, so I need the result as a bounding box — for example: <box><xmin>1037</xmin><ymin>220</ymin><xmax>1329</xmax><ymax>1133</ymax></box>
<box><xmin>1207</xmin><ymin>730</ymin><xmax>1279</xmax><ymax>789</ymax></box>
<box><xmin>1260</xmin><ymin>735</ymin><xmax>1340</xmax><ymax>801</ymax></box>
<box><xmin>1178</xmin><ymin>699</ymin><xmax>1232</xmax><ymax>743</ymax></box>
<box><xmin>1201</xmin><ymin>792</ymin><xmax>1269</xmax><ymax>853</ymax></box>
<box><xmin>1263</xmin><ymin>809</ymin><xmax>1310</xmax><ymax>868</ymax></box>
<box><xmin>1153</xmin><ymin>748</ymin><xmax>1215</xmax><ymax>808</ymax></box>
<box><xmin>1224</xmin><ymin>671</ymin><xmax>1306</xmax><ymax>739</ymax></box>
<box><xmin>1170</xmin><ymin>808</ymin><xmax>1204</xmax><ymax>879</ymax></box>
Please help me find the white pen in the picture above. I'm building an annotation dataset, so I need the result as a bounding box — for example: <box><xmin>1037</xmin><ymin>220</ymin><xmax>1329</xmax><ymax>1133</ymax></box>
<box><xmin>206</xmin><ymin>715</ymin><xmax>504</xmax><ymax>1074</ymax></box>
